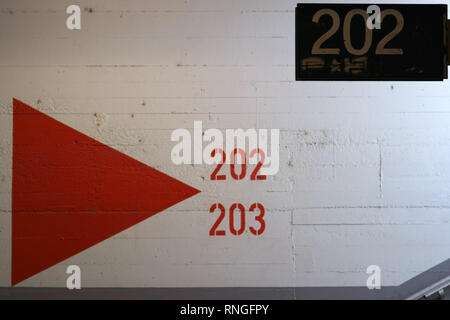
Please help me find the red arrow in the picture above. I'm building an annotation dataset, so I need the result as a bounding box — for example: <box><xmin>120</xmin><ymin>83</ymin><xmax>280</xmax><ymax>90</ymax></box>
<box><xmin>12</xmin><ymin>99</ymin><xmax>200</xmax><ymax>286</ymax></box>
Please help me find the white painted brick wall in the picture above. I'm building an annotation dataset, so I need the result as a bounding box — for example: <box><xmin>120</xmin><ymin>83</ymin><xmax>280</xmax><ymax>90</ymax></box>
<box><xmin>0</xmin><ymin>0</ymin><xmax>449</xmax><ymax>288</ymax></box>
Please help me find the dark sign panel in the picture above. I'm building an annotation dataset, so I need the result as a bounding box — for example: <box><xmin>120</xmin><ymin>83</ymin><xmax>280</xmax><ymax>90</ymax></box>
<box><xmin>296</xmin><ymin>4</ymin><xmax>448</xmax><ymax>81</ymax></box>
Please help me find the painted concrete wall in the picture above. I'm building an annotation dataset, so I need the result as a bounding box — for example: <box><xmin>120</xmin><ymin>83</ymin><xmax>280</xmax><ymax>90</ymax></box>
<box><xmin>0</xmin><ymin>0</ymin><xmax>449</xmax><ymax>289</ymax></box>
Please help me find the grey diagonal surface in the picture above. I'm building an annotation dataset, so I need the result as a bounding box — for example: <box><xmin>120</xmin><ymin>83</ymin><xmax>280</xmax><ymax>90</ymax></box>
<box><xmin>0</xmin><ymin>259</ymin><xmax>449</xmax><ymax>300</ymax></box>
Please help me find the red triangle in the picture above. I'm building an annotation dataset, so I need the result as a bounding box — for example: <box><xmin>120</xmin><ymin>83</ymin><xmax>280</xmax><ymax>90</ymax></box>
<box><xmin>12</xmin><ymin>99</ymin><xmax>200</xmax><ymax>286</ymax></box>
